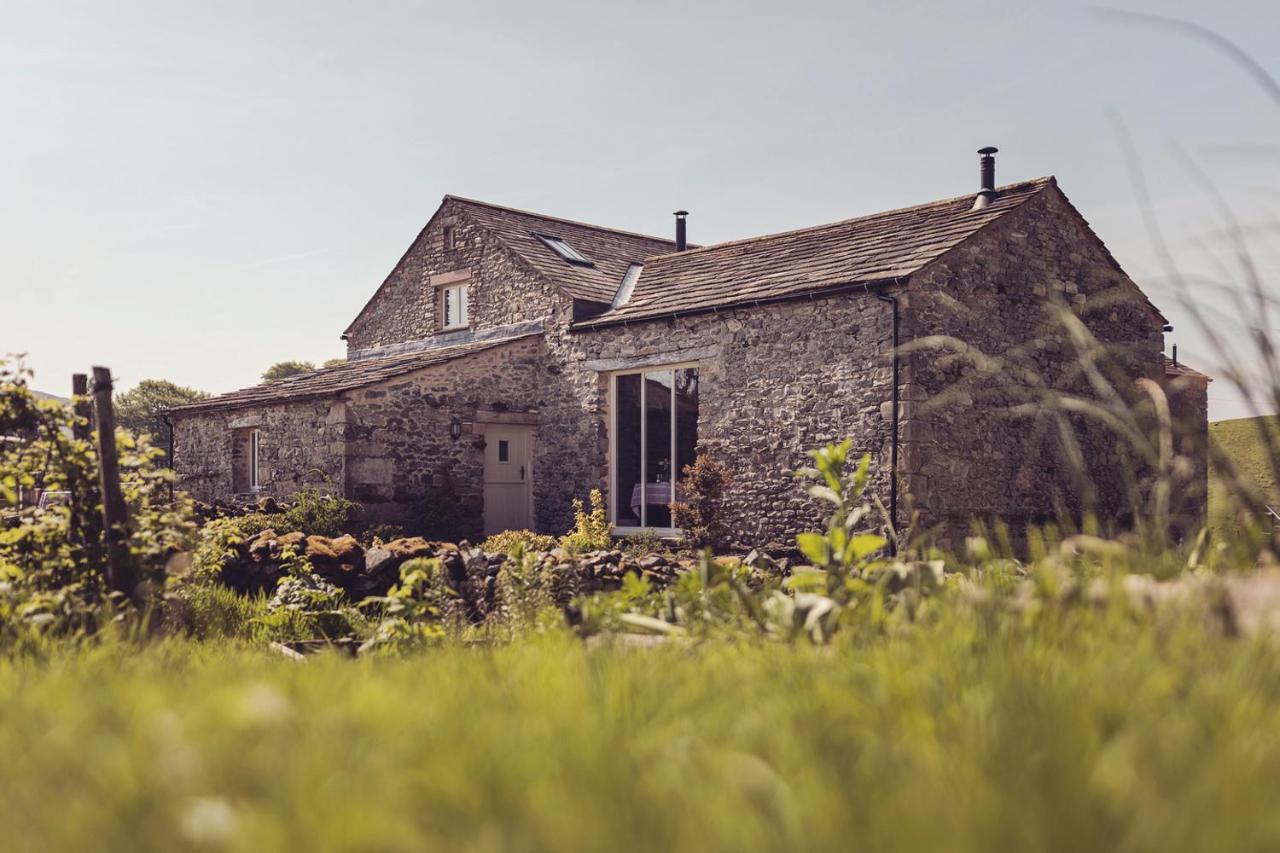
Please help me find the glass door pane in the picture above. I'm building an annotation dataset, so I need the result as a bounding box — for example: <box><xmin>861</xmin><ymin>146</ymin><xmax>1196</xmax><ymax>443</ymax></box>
<box><xmin>644</xmin><ymin>370</ymin><xmax>674</xmax><ymax>528</ymax></box>
<box><xmin>614</xmin><ymin>374</ymin><xmax>643</xmax><ymax>527</ymax></box>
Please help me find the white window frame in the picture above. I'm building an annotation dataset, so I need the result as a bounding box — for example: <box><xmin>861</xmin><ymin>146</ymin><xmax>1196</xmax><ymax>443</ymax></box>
<box><xmin>607</xmin><ymin>361</ymin><xmax>698</xmax><ymax>537</ymax></box>
<box><xmin>441</xmin><ymin>283</ymin><xmax>469</xmax><ymax>330</ymax></box>
<box><xmin>248</xmin><ymin>428</ymin><xmax>261</xmax><ymax>491</ymax></box>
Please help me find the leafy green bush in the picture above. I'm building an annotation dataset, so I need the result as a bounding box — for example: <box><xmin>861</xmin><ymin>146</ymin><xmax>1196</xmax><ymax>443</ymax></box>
<box><xmin>360</xmin><ymin>523</ymin><xmax>404</xmax><ymax>546</ymax></box>
<box><xmin>481</xmin><ymin>529</ymin><xmax>556</xmax><ymax>554</ymax></box>
<box><xmin>620</xmin><ymin>530</ymin><xmax>663</xmax><ymax>558</ymax></box>
<box><xmin>190</xmin><ymin>512</ymin><xmax>291</xmax><ymax>581</ymax></box>
<box><xmin>281</xmin><ymin>487</ymin><xmax>356</xmax><ymax>537</ymax></box>
<box><xmin>559</xmin><ymin>489</ymin><xmax>611</xmax><ymax>554</ymax></box>
<box><xmin>671</xmin><ymin>452</ymin><xmax>732</xmax><ymax>551</ymax></box>
<box><xmin>359</xmin><ymin>558</ymin><xmax>450</xmax><ymax>654</ymax></box>
<box><xmin>0</xmin><ymin>358</ymin><xmax>197</xmax><ymax>650</ymax></box>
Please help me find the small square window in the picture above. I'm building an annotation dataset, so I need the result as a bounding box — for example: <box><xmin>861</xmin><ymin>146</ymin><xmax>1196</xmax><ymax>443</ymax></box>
<box><xmin>442</xmin><ymin>283</ymin><xmax>469</xmax><ymax>329</ymax></box>
<box><xmin>498</xmin><ymin>439</ymin><xmax>510</xmax><ymax>463</ymax></box>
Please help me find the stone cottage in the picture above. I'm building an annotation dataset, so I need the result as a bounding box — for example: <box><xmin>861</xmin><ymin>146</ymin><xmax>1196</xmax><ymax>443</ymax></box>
<box><xmin>170</xmin><ymin>149</ymin><xmax>1209</xmax><ymax>545</ymax></box>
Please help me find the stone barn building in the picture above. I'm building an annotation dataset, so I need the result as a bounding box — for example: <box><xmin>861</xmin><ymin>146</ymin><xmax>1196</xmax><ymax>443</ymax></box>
<box><xmin>170</xmin><ymin>151</ymin><xmax>1209</xmax><ymax>545</ymax></box>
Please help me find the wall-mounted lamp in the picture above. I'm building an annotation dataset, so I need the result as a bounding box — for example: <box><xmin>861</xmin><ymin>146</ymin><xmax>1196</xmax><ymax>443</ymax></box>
<box><xmin>450</xmin><ymin>417</ymin><xmax>462</xmax><ymax>441</ymax></box>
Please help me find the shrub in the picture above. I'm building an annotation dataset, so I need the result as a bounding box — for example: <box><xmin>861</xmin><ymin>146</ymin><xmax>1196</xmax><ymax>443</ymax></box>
<box><xmin>482</xmin><ymin>529</ymin><xmax>556</xmax><ymax>554</ymax></box>
<box><xmin>281</xmin><ymin>487</ymin><xmax>356</xmax><ymax>537</ymax></box>
<box><xmin>672</xmin><ymin>453</ymin><xmax>732</xmax><ymax>551</ymax></box>
<box><xmin>190</xmin><ymin>512</ymin><xmax>291</xmax><ymax>581</ymax></box>
<box><xmin>620</xmin><ymin>530</ymin><xmax>663</xmax><ymax>558</ymax></box>
<box><xmin>359</xmin><ymin>558</ymin><xmax>450</xmax><ymax>654</ymax></box>
<box><xmin>360</xmin><ymin>523</ymin><xmax>404</xmax><ymax>547</ymax></box>
<box><xmin>0</xmin><ymin>358</ymin><xmax>197</xmax><ymax>650</ymax></box>
<box><xmin>261</xmin><ymin>571</ymin><xmax>362</xmax><ymax>641</ymax></box>
<box><xmin>559</xmin><ymin>490</ymin><xmax>611</xmax><ymax>554</ymax></box>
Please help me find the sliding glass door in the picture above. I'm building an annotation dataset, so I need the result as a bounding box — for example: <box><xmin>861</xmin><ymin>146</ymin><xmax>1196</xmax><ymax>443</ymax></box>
<box><xmin>613</xmin><ymin>366</ymin><xmax>699</xmax><ymax>530</ymax></box>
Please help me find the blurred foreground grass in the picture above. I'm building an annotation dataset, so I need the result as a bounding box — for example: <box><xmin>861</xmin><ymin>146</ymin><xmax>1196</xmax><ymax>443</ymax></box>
<box><xmin>4</xmin><ymin>600</ymin><xmax>1280</xmax><ymax>853</ymax></box>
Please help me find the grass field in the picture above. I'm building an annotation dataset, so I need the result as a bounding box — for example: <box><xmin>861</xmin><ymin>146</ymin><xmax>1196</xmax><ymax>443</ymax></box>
<box><xmin>1209</xmin><ymin>415</ymin><xmax>1280</xmax><ymax>536</ymax></box>
<box><xmin>4</xmin><ymin>601</ymin><xmax>1280</xmax><ymax>853</ymax></box>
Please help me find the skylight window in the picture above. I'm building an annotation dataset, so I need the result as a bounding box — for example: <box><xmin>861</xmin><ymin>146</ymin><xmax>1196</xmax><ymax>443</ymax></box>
<box><xmin>535</xmin><ymin>233</ymin><xmax>594</xmax><ymax>267</ymax></box>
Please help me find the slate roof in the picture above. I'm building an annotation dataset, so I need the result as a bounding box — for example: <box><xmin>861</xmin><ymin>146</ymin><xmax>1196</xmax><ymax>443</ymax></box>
<box><xmin>169</xmin><ymin>334</ymin><xmax>538</xmax><ymax>416</ymax></box>
<box><xmin>1163</xmin><ymin>355</ymin><xmax>1211</xmax><ymax>382</ymax></box>
<box><xmin>449</xmin><ymin>195</ymin><xmax>687</xmax><ymax>305</ymax></box>
<box><xmin>576</xmin><ymin>178</ymin><xmax>1056</xmax><ymax>327</ymax></box>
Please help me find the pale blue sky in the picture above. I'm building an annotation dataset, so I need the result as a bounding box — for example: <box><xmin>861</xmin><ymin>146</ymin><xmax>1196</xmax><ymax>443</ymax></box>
<box><xmin>3</xmin><ymin>0</ymin><xmax>1277</xmax><ymax>419</ymax></box>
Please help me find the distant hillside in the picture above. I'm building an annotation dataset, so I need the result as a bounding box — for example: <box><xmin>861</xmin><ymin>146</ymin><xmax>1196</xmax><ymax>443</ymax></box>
<box><xmin>1209</xmin><ymin>416</ymin><xmax>1280</xmax><ymax>535</ymax></box>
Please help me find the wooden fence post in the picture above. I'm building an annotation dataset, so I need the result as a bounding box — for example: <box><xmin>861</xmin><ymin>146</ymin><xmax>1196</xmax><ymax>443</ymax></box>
<box><xmin>68</xmin><ymin>374</ymin><xmax>91</xmax><ymax>551</ymax></box>
<box><xmin>71</xmin><ymin>374</ymin><xmax>90</xmax><ymax>442</ymax></box>
<box><xmin>91</xmin><ymin>366</ymin><xmax>136</xmax><ymax>598</ymax></box>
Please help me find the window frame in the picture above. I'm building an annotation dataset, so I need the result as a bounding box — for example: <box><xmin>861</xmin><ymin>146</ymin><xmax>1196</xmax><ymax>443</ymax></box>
<box><xmin>534</xmin><ymin>233</ymin><xmax>595</xmax><ymax>267</ymax></box>
<box><xmin>248</xmin><ymin>428</ymin><xmax>261</xmax><ymax>492</ymax></box>
<box><xmin>607</xmin><ymin>362</ymin><xmax>698</xmax><ymax>536</ymax></box>
<box><xmin>440</xmin><ymin>283</ymin><xmax>470</xmax><ymax>330</ymax></box>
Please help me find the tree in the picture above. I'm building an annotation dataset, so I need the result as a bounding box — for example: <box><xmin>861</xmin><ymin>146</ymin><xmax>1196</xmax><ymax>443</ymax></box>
<box><xmin>323</xmin><ymin>358</ymin><xmax>346</xmax><ymax>369</ymax></box>
<box><xmin>115</xmin><ymin>379</ymin><xmax>210</xmax><ymax>461</ymax></box>
<box><xmin>261</xmin><ymin>361</ymin><xmax>316</xmax><ymax>383</ymax></box>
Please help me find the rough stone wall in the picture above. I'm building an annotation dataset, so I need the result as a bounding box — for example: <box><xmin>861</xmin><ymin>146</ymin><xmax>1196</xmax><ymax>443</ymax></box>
<box><xmin>563</xmin><ymin>296</ymin><xmax>896</xmax><ymax>545</ymax></box>
<box><xmin>1165</xmin><ymin>371</ymin><xmax>1210</xmax><ymax>537</ymax></box>
<box><xmin>343</xmin><ymin>199</ymin><xmax>569</xmax><ymax>354</ymax></box>
<box><xmin>903</xmin><ymin>185</ymin><xmax>1167</xmax><ymax>545</ymax></box>
<box><xmin>343</xmin><ymin>336</ymin><xmax>545</xmax><ymax>537</ymax></box>
<box><xmin>172</xmin><ymin>399</ymin><xmax>344</xmax><ymax>504</ymax></box>
<box><xmin>173</xmin><ymin>337</ymin><xmax>548</xmax><ymax>538</ymax></box>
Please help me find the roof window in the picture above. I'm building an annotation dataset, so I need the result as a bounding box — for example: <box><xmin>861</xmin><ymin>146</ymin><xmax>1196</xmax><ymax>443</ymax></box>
<box><xmin>535</xmin><ymin>233</ymin><xmax>594</xmax><ymax>267</ymax></box>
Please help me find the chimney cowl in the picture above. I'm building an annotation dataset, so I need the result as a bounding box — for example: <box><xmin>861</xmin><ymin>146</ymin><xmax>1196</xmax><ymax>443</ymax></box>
<box><xmin>674</xmin><ymin>210</ymin><xmax>689</xmax><ymax>251</ymax></box>
<box><xmin>973</xmin><ymin>146</ymin><xmax>999</xmax><ymax>210</ymax></box>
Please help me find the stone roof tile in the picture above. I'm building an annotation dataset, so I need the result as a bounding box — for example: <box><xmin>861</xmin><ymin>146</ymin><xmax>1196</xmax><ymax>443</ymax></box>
<box><xmin>169</xmin><ymin>334</ymin><xmax>538</xmax><ymax>416</ymax></box>
<box><xmin>448</xmin><ymin>196</ymin><xmax>686</xmax><ymax>305</ymax></box>
<box><xmin>576</xmin><ymin>178</ymin><xmax>1055</xmax><ymax>327</ymax></box>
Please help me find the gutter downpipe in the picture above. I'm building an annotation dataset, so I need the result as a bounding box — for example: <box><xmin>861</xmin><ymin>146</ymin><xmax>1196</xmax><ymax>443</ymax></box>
<box><xmin>162</xmin><ymin>413</ymin><xmax>176</xmax><ymax>502</ymax></box>
<box><xmin>873</xmin><ymin>289</ymin><xmax>901</xmax><ymax>555</ymax></box>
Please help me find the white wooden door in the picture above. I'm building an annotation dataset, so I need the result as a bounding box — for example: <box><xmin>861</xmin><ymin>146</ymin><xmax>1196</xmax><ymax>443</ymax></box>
<box><xmin>483</xmin><ymin>426</ymin><xmax>532</xmax><ymax>535</ymax></box>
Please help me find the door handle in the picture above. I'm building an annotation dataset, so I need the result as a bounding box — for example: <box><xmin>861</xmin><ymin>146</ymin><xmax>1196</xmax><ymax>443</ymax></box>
<box><xmin>520</xmin><ymin>465</ymin><xmax>525</xmax><ymax>481</ymax></box>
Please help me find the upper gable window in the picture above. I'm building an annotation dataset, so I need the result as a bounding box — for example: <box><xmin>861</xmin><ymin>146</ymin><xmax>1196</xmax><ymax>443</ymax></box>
<box><xmin>535</xmin><ymin>233</ymin><xmax>594</xmax><ymax>267</ymax></box>
<box><xmin>442</xmin><ymin>283</ymin><xmax>469</xmax><ymax>330</ymax></box>
<box><xmin>443</xmin><ymin>224</ymin><xmax>456</xmax><ymax>250</ymax></box>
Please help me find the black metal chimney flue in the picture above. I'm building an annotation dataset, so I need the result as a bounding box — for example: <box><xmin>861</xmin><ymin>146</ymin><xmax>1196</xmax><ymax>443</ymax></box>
<box><xmin>973</xmin><ymin>146</ymin><xmax>999</xmax><ymax>210</ymax></box>
<box><xmin>674</xmin><ymin>210</ymin><xmax>688</xmax><ymax>251</ymax></box>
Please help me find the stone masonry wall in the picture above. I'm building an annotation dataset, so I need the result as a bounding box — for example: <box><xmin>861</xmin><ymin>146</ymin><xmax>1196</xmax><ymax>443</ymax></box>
<box><xmin>173</xmin><ymin>337</ymin><xmax>548</xmax><ymax>539</ymax></box>
<box><xmin>563</xmin><ymin>295</ymin><xmax>897</xmax><ymax>545</ymax></box>
<box><xmin>903</xmin><ymin>185</ymin><xmax>1167</xmax><ymax>545</ymax></box>
<box><xmin>344</xmin><ymin>199</ymin><xmax>570</xmax><ymax>354</ymax></box>
<box><xmin>342</xmin><ymin>336</ymin><xmax>546</xmax><ymax>537</ymax></box>
<box><xmin>172</xmin><ymin>399</ymin><xmax>344</xmax><ymax>504</ymax></box>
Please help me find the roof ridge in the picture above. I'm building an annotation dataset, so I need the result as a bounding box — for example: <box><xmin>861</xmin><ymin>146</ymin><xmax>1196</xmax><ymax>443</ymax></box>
<box><xmin>639</xmin><ymin>177</ymin><xmax>1056</xmax><ymax>263</ymax></box>
<box><xmin>444</xmin><ymin>194</ymin><xmax>684</xmax><ymax>246</ymax></box>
